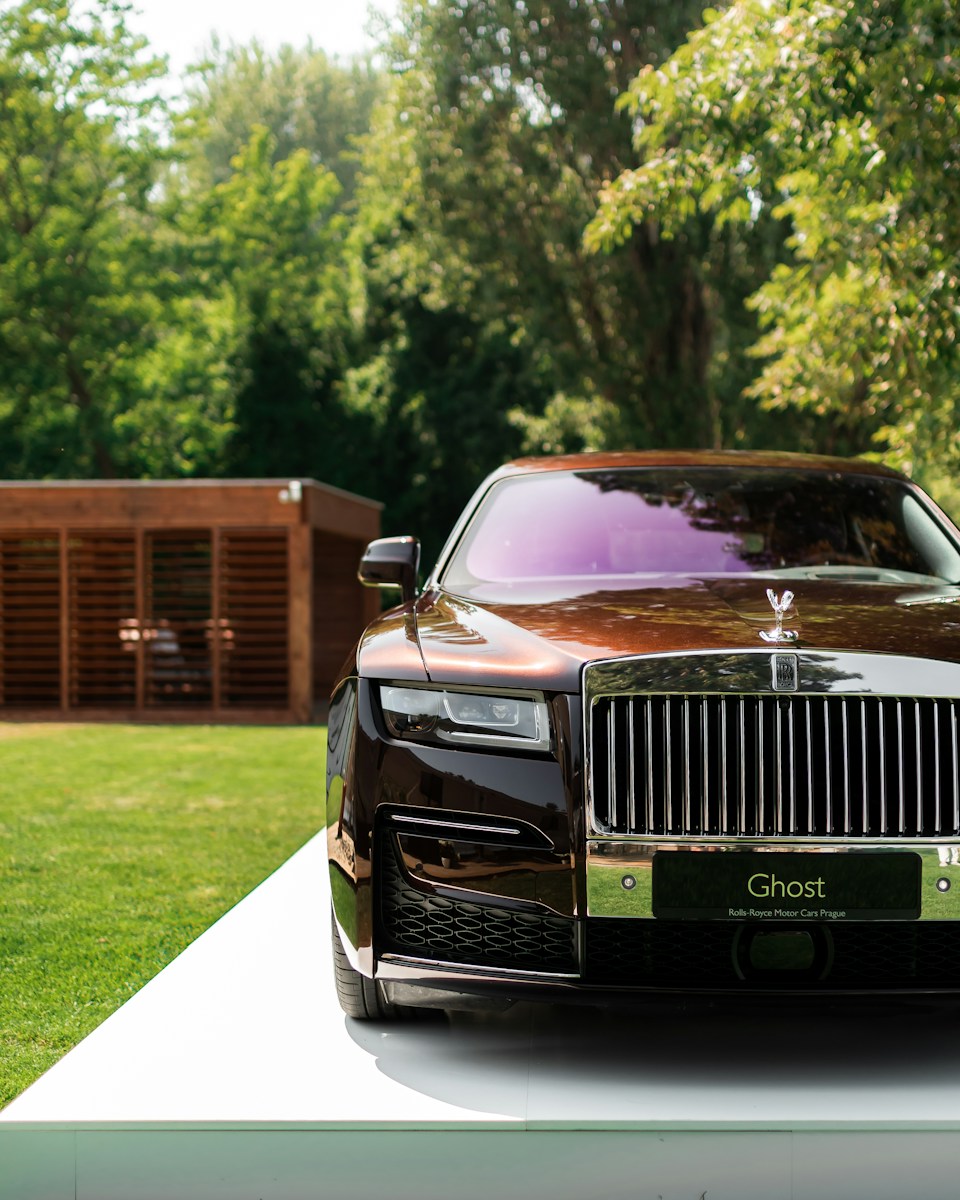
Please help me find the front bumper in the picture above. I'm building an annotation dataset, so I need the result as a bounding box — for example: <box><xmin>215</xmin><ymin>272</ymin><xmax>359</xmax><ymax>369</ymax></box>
<box><xmin>373</xmin><ymin>832</ymin><xmax>960</xmax><ymax>1002</ymax></box>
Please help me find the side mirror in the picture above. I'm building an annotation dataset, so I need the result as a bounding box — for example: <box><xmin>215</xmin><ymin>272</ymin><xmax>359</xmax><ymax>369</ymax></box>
<box><xmin>358</xmin><ymin>536</ymin><xmax>420</xmax><ymax>604</ymax></box>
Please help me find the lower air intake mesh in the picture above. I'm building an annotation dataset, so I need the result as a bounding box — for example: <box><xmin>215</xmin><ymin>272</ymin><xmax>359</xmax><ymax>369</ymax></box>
<box><xmin>586</xmin><ymin>919</ymin><xmax>960</xmax><ymax>989</ymax></box>
<box><xmin>378</xmin><ymin>835</ymin><xmax>576</xmax><ymax>973</ymax></box>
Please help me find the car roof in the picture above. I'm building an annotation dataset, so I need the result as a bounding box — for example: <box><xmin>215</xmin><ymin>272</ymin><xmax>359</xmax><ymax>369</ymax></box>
<box><xmin>492</xmin><ymin>449</ymin><xmax>907</xmax><ymax>482</ymax></box>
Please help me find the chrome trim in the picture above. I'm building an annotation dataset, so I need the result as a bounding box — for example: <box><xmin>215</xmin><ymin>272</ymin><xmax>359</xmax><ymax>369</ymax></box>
<box><xmin>935</xmin><ymin>702</ymin><xmax>942</xmax><ymax>836</ymax></box>
<box><xmin>683</xmin><ymin>697</ymin><xmax>692</xmax><ymax>834</ymax></box>
<box><xmin>839</xmin><ymin>699</ymin><xmax>848</xmax><ymax>834</ymax></box>
<box><xmin>383</xmin><ymin>808</ymin><xmax>557</xmax><ymax>850</ymax></box>
<box><xmin>720</xmin><ymin>699</ymin><xmax>729</xmax><ymax>833</ymax></box>
<box><xmin>787</xmin><ymin>701</ymin><xmax>796</xmax><ymax>835</ymax></box>
<box><xmin>585</xmin><ymin>651</ymin><xmax>960</xmax><ymax>843</ymax></box>
<box><xmin>584</xmin><ymin>650</ymin><xmax>960</xmax><ymax>699</ymax></box>
<box><xmin>378</xmin><ymin>953</ymin><xmax>580</xmax><ymax>981</ymax></box>
<box><xmin>758</xmin><ymin>698</ymin><xmax>766</xmax><ymax>834</ymax></box>
<box><xmin>591</xmin><ymin>693</ymin><xmax>960</xmax><ymax>841</ymax></box>
<box><xmin>607</xmin><ymin>702</ymin><xmax>617</xmax><ymax>830</ymax></box>
<box><xmin>627</xmin><ymin>696</ymin><xmax>637</xmax><ymax>833</ymax></box>
<box><xmin>772</xmin><ymin>651</ymin><xmax>799</xmax><ymax>692</ymax></box>
<box><xmin>739</xmin><ymin>700</ymin><xmax>747</xmax><ymax>834</ymax></box>
<box><xmin>389</xmin><ymin>814</ymin><xmax>522</xmax><ymax>838</ymax></box>
<box><xmin>645</xmin><ymin>701</ymin><xmax>655</xmax><ymax>833</ymax></box>
<box><xmin>586</xmin><ymin>838</ymin><xmax>960</xmax><ymax>921</ymax></box>
<box><xmin>805</xmin><ymin>701</ymin><xmax>814</xmax><ymax>833</ymax></box>
<box><xmin>861</xmin><ymin>697</ymin><xmax>869</xmax><ymax>835</ymax></box>
<box><xmin>665</xmin><ymin>698</ymin><xmax>673</xmax><ymax>822</ymax></box>
<box><xmin>700</xmin><ymin>698</ymin><xmax>709</xmax><ymax>836</ymax></box>
<box><xmin>772</xmin><ymin>696</ymin><xmax>777</xmax><ymax>835</ymax></box>
<box><xmin>879</xmin><ymin>700</ymin><xmax>888</xmax><ymax>834</ymax></box>
<box><xmin>759</xmin><ymin>588</ymin><xmax>798</xmax><ymax>644</ymax></box>
<box><xmin>915</xmin><ymin>700</ymin><xmax>923</xmax><ymax>835</ymax></box>
<box><xmin>897</xmin><ymin>700</ymin><xmax>905</xmax><ymax>834</ymax></box>
<box><xmin>823</xmin><ymin>700</ymin><xmax>832</xmax><ymax>834</ymax></box>
<box><xmin>953</xmin><ymin>705</ymin><xmax>960</xmax><ymax>831</ymax></box>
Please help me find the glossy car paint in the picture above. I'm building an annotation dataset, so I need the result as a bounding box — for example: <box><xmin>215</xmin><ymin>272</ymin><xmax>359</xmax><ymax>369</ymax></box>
<box><xmin>328</xmin><ymin>451</ymin><xmax>960</xmax><ymax>1002</ymax></box>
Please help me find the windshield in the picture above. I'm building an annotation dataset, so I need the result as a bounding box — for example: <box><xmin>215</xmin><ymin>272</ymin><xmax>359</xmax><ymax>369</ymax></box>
<box><xmin>441</xmin><ymin>467</ymin><xmax>960</xmax><ymax>592</ymax></box>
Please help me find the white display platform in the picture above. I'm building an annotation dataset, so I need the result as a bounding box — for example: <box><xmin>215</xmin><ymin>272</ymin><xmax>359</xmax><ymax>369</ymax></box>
<box><xmin>4</xmin><ymin>832</ymin><xmax>960</xmax><ymax>1199</ymax></box>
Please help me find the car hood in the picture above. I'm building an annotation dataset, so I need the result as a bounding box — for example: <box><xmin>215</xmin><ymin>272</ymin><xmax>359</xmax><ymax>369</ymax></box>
<box><xmin>408</xmin><ymin>577</ymin><xmax>960</xmax><ymax>692</ymax></box>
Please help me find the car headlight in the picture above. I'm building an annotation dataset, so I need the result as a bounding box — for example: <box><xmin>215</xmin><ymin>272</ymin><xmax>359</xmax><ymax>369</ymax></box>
<box><xmin>379</xmin><ymin>684</ymin><xmax>551</xmax><ymax>752</ymax></box>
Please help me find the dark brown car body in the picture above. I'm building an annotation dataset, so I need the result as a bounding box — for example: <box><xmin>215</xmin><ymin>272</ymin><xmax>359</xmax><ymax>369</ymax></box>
<box><xmin>327</xmin><ymin>451</ymin><xmax>960</xmax><ymax>1010</ymax></box>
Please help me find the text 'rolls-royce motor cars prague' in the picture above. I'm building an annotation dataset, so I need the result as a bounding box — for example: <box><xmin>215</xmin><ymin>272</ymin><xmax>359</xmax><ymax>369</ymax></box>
<box><xmin>327</xmin><ymin>450</ymin><xmax>960</xmax><ymax>1018</ymax></box>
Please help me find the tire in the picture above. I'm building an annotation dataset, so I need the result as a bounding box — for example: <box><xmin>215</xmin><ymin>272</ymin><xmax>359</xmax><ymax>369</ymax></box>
<box><xmin>330</xmin><ymin>910</ymin><xmax>401</xmax><ymax>1020</ymax></box>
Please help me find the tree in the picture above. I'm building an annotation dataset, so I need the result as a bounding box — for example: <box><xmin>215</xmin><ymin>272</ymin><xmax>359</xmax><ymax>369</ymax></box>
<box><xmin>341</xmin><ymin>293</ymin><xmax>550</xmax><ymax>562</ymax></box>
<box><xmin>0</xmin><ymin>0</ymin><xmax>169</xmax><ymax>478</ymax></box>
<box><xmin>589</xmin><ymin>0</ymin><xmax>960</xmax><ymax>490</ymax></box>
<box><xmin>164</xmin><ymin>125</ymin><xmax>368</xmax><ymax>481</ymax></box>
<box><xmin>351</xmin><ymin>0</ymin><xmax>774</xmax><ymax>462</ymax></box>
<box><xmin>344</xmin><ymin>0</ymin><xmax>803</xmax><ymax>552</ymax></box>
<box><xmin>175</xmin><ymin>42</ymin><xmax>383</xmax><ymax>205</ymax></box>
<box><xmin>0</xmin><ymin>10</ymin><xmax>386</xmax><ymax>485</ymax></box>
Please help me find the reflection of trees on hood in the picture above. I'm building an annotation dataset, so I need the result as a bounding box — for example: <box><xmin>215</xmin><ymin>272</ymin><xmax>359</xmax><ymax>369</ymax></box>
<box><xmin>588</xmin><ymin>654</ymin><xmax>865</xmax><ymax>697</ymax></box>
<box><xmin>442</xmin><ymin>581</ymin><xmax>960</xmax><ymax>667</ymax></box>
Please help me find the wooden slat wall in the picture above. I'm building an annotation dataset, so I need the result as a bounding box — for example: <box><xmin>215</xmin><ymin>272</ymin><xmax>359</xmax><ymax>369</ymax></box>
<box><xmin>0</xmin><ymin>532</ymin><xmax>61</xmax><ymax>707</ymax></box>
<box><xmin>0</xmin><ymin>482</ymin><xmax>378</xmax><ymax>721</ymax></box>
<box><xmin>68</xmin><ymin>532</ymin><xmax>137</xmax><ymax>708</ymax></box>
<box><xmin>145</xmin><ymin>531</ymin><xmax>213</xmax><ymax>707</ymax></box>
<box><xmin>219</xmin><ymin>530</ymin><xmax>289</xmax><ymax>708</ymax></box>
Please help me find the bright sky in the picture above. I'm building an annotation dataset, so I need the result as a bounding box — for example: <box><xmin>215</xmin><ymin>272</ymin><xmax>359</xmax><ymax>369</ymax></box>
<box><xmin>128</xmin><ymin>0</ymin><xmax>398</xmax><ymax>76</ymax></box>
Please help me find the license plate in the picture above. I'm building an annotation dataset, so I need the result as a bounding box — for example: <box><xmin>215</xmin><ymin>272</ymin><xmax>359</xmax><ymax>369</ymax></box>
<box><xmin>652</xmin><ymin>850</ymin><xmax>921</xmax><ymax>920</ymax></box>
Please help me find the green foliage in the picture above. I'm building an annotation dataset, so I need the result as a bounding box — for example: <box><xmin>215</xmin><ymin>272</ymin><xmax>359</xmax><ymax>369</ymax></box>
<box><xmin>339</xmin><ymin>0</ymin><xmax>804</xmax><ymax>554</ymax></box>
<box><xmin>193</xmin><ymin>127</ymin><xmax>369</xmax><ymax>480</ymax></box>
<box><xmin>0</xmin><ymin>0</ymin><xmax>168</xmax><ymax>477</ymax></box>
<box><xmin>342</xmin><ymin>300</ymin><xmax>547</xmax><ymax>563</ymax></box>
<box><xmin>3</xmin><ymin>0</ymin><xmax>959</xmax><ymax>547</ymax></box>
<box><xmin>0</xmin><ymin>722</ymin><xmax>325</xmax><ymax>1107</ymax></box>
<box><xmin>176</xmin><ymin>41</ymin><xmax>383</xmax><ymax>204</ymax></box>
<box><xmin>147</xmin><ymin>43</ymin><xmax>386</xmax><ymax>480</ymax></box>
<box><xmin>353</xmin><ymin>0</ymin><xmax>738</xmax><ymax>464</ymax></box>
<box><xmin>0</xmin><ymin>7</ymin><xmax>376</xmax><ymax>485</ymax></box>
<box><xmin>590</xmin><ymin>0</ymin><xmax>960</xmax><ymax>484</ymax></box>
<box><xmin>108</xmin><ymin>116</ymin><xmax>356</xmax><ymax>480</ymax></box>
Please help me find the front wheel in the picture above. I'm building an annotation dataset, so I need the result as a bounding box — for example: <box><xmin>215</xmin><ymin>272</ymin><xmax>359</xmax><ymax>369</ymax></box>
<box><xmin>330</xmin><ymin>911</ymin><xmax>401</xmax><ymax>1020</ymax></box>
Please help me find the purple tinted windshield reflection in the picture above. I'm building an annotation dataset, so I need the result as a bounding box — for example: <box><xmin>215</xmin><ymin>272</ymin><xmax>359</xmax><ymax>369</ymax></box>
<box><xmin>441</xmin><ymin>468</ymin><xmax>956</xmax><ymax>591</ymax></box>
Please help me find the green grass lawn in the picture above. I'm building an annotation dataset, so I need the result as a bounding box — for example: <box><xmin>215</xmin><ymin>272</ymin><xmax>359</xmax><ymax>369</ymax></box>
<box><xmin>0</xmin><ymin>722</ymin><xmax>326</xmax><ymax>1109</ymax></box>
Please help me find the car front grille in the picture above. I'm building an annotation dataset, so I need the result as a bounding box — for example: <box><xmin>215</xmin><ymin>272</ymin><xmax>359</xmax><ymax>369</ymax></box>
<box><xmin>590</xmin><ymin>694</ymin><xmax>960</xmax><ymax>839</ymax></box>
<box><xmin>377</xmin><ymin>835</ymin><xmax>577</xmax><ymax>974</ymax></box>
<box><xmin>585</xmin><ymin>919</ymin><xmax>960</xmax><ymax>989</ymax></box>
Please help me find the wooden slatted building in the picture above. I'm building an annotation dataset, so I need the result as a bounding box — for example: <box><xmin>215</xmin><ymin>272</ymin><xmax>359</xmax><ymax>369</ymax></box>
<box><xmin>0</xmin><ymin>479</ymin><xmax>381</xmax><ymax>723</ymax></box>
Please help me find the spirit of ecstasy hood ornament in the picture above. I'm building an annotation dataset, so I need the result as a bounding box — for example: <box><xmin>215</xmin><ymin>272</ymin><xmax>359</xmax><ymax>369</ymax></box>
<box><xmin>759</xmin><ymin>588</ymin><xmax>799</xmax><ymax>644</ymax></box>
